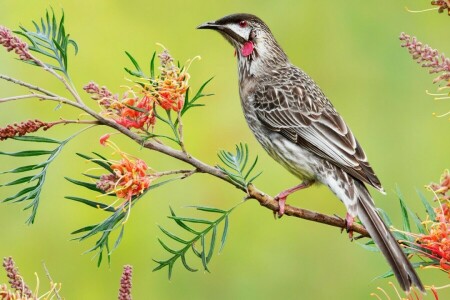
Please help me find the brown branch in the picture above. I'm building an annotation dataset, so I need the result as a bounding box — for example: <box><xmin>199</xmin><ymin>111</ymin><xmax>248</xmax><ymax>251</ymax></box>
<box><xmin>82</xmin><ymin>113</ymin><xmax>370</xmax><ymax>238</ymax></box>
<box><xmin>247</xmin><ymin>185</ymin><xmax>370</xmax><ymax>237</ymax></box>
<box><xmin>0</xmin><ymin>74</ymin><xmax>57</xmax><ymax>97</ymax></box>
<box><xmin>0</xmin><ymin>63</ymin><xmax>371</xmax><ymax>239</ymax></box>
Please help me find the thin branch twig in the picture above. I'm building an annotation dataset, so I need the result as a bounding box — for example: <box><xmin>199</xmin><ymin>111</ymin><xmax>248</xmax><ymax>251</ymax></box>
<box><xmin>0</xmin><ymin>74</ymin><xmax>58</xmax><ymax>97</ymax></box>
<box><xmin>0</xmin><ymin>61</ymin><xmax>371</xmax><ymax>238</ymax></box>
<box><xmin>28</xmin><ymin>54</ymin><xmax>85</xmax><ymax>105</ymax></box>
<box><xmin>88</xmin><ymin>116</ymin><xmax>371</xmax><ymax>237</ymax></box>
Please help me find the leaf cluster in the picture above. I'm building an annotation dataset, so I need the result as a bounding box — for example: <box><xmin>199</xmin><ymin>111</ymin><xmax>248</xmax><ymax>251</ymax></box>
<box><xmin>217</xmin><ymin>143</ymin><xmax>261</xmax><ymax>190</ymax></box>
<box><xmin>14</xmin><ymin>9</ymin><xmax>78</xmax><ymax>76</ymax></box>
<box><xmin>0</xmin><ymin>136</ymin><xmax>69</xmax><ymax>224</ymax></box>
<box><xmin>66</xmin><ymin>152</ymin><xmax>180</xmax><ymax>266</ymax></box>
<box><xmin>153</xmin><ymin>204</ymin><xmax>238</xmax><ymax>279</ymax></box>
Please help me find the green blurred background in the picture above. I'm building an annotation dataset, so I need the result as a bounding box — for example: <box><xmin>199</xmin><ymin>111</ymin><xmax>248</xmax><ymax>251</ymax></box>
<box><xmin>0</xmin><ymin>1</ymin><xmax>448</xmax><ymax>299</ymax></box>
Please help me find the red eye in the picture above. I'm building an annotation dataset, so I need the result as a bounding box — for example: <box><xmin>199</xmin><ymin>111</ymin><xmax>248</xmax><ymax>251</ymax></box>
<box><xmin>239</xmin><ymin>20</ymin><xmax>247</xmax><ymax>27</ymax></box>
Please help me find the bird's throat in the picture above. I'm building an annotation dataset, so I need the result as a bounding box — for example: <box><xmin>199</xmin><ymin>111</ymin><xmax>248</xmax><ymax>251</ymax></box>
<box><xmin>241</xmin><ymin>41</ymin><xmax>254</xmax><ymax>57</ymax></box>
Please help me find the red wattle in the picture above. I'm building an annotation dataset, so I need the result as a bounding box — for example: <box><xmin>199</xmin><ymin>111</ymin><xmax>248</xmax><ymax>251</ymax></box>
<box><xmin>241</xmin><ymin>41</ymin><xmax>254</xmax><ymax>57</ymax></box>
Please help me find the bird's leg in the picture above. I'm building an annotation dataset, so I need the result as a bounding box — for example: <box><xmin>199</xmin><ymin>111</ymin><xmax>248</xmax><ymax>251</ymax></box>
<box><xmin>274</xmin><ymin>180</ymin><xmax>314</xmax><ymax>217</ymax></box>
<box><xmin>345</xmin><ymin>212</ymin><xmax>355</xmax><ymax>240</ymax></box>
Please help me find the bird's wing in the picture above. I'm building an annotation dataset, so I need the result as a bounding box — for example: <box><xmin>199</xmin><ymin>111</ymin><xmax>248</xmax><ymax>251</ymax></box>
<box><xmin>253</xmin><ymin>71</ymin><xmax>383</xmax><ymax>192</ymax></box>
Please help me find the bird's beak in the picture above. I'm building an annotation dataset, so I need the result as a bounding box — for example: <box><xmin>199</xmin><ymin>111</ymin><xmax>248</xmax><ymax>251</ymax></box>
<box><xmin>196</xmin><ymin>20</ymin><xmax>247</xmax><ymax>44</ymax></box>
<box><xmin>196</xmin><ymin>21</ymin><xmax>220</xmax><ymax>30</ymax></box>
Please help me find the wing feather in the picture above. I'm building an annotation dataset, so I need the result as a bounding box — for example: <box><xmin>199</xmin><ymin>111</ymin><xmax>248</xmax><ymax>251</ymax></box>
<box><xmin>253</xmin><ymin>68</ymin><xmax>383</xmax><ymax>192</ymax></box>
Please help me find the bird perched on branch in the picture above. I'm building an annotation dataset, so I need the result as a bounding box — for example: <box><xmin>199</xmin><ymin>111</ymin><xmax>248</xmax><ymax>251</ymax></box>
<box><xmin>197</xmin><ymin>13</ymin><xmax>424</xmax><ymax>293</ymax></box>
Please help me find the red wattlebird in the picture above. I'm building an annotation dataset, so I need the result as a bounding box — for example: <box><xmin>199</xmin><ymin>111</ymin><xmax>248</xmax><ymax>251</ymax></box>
<box><xmin>197</xmin><ymin>13</ymin><xmax>424</xmax><ymax>293</ymax></box>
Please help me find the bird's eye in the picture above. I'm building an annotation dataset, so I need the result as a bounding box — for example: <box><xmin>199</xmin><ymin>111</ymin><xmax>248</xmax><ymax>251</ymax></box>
<box><xmin>239</xmin><ymin>20</ymin><xmax>247</xmax><ymax>28</ymax></box>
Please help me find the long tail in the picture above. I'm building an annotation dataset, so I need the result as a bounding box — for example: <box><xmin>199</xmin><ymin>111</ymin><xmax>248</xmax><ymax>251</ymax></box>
<box><xmin>355</xmin><ymin>181</ymin><xmax>425</xmax><ymax>293</ymax></box>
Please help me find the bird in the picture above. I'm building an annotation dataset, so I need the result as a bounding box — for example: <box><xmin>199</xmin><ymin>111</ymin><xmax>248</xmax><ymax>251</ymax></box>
<box><xmin>197</xmin><ymin>13</ymin><xmax>424</xmax><ymax>293</ymax></box>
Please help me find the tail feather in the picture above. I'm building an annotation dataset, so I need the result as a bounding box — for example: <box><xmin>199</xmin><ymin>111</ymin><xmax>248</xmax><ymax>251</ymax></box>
<box><xmin>355</xmin><ymin>181</ymin><xmax>424</xmax><ymax>293</ymax></box>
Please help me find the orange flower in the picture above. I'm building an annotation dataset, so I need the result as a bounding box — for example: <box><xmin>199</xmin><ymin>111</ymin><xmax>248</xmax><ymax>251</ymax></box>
<box><xmin>413</xmin><ymin>170</ymin><xmax>450</xmax><ymax>273</ymax></box>
<box><xmin>84</xmin><ymin>47</ymin><xmax>196</xmax><ymax>131</ymax></box>
<box><xmin>96</xmin><ymin>153</ymin><xmax>154</xmax><ymax>202</ymax></box>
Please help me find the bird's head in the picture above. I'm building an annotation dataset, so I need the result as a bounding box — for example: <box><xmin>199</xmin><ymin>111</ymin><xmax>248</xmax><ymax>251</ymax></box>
<box><xmin>197</xmin><ymin>13</ymin><xmax>288</xmax><ymax>71</ymax></box>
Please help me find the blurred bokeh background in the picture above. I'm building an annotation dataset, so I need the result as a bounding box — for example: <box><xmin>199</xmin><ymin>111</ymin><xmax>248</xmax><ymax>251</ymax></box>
<box><xmin>0</xmin><ymin>1</ymin><xmax>448</xmax><ymax>299</ymax></box>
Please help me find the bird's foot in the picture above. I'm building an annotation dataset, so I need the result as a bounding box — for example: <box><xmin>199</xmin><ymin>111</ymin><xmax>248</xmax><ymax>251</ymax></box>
<box><xmin>345</xmin><ymin>213</ymin><xmax>355</xmax><ymax>240</ymax></box>
<box><xmin>273</xmin><ymin>195</ymin><xmax>287</xmax><ymax>217</ymax></box>
<box><xmin>273</xmin><ymin>180</ymin><xmax>314</xmax><ymax>218</ymax></box>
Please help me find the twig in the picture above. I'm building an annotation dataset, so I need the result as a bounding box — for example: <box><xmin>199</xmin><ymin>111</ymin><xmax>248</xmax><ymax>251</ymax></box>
<box><xmin>88</xmin><ymin>116</ymin><xmax>371</xmax><ymax>237</ymax></box>
<box><xmin>28</xmin><ymin>53</ymin><xmax>85</xmax><ymax>105</ymax></box>
<box><xmin>42</xmin><ymin>261</ymin><xmax>62</xmax><ymax>300</ymax></box>
<box><xmin>177</xmin><ymin>111</ymin><xmax>188</xmax><ymax>155</ymax></box>
<box><xmin>154</xmin><ymin>169</ymin><xmax>197</xmax><ymax>177</ymax></box>
<box><xmin>0</xmin><ymin>74</ymin><xmax>58</xmax><ymax>97</ymax></box>
<box><xmin>0</xmin><ymin>94</ymin><xmax>40</xmax><ymax>102</ymax></box>
<box><xmin>48</xmin><ymin>119</ymin><xmax>101</xmax><ymax>126</ymax></box>
<box><xmin>0</xmin><ymin>62</ymin><xmax>371</xmax><ymax>239</ymax></box>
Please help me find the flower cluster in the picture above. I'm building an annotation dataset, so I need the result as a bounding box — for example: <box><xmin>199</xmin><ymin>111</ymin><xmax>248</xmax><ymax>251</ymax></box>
<box><xmin>414</xmin><ymin>170</ymin><xmax>450</xmax><ymax>273</ymax></box>
<box><xmin>0</xmin><ymin>26</ymin><xmax>31</xmax><ymax>60</ymax></box>
<box><xmin>399</xmin><ymin>33</ymin><xmax>450</xmax><ymax>87</ymax></box>
<box><xmin>2</xmin><ymin>257</ymin><xmax>32</xmax><ymax>299</ymax></box>
<box><xmin>432</xmin><ymin>0</ymin><xmax>450</xmax><ymax>15</ymax></box>
<box><xmin>84</xmin><ymin>48</ymin><xmax>192</xmax><ymax>131</ymax></box>
<box><xmin>154</xmin><ymin>49</ymin><xmax>190</xmax><ymax>111</ymax></box>
<box><xmin>0</xmin><ymin>119</ymin><xmax>53</xmax><ymax>141</ymax></box>
<box><xmin>96</xmin><ymin>151</ymin><xmax>154</xmax><ymax>202</ymax></box>
<box><xmin>84</xmin><ymin>82</ymin><xmax>156</xmax><ymax>130</ymax></box>
<box><xmin>118</xmin><ymin>265</ymin><xmax>133</xmax><ymax>300</ymax></box>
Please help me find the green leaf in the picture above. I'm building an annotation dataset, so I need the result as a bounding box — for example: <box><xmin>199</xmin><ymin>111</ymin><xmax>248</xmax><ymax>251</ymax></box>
<box><xmin>200</xmin><ymin>234</ymin><xmax>210</xmax><ymax>272</ymax></box>
<box><xmin>217</xmin><ymin>143</ymin><xmax>261</xmax><ymax>189</ymax></box>
<box><xmin>219</xmin><ymin>215</ymin><xmax>229</xmax><ymax>253</ymax></box>
<box><xmin>76</xmin><ymin>152</ymin><xmax>113</xmax><ymax>173</ymax></box>
<box><xmin>180</xmin><ymin>254</ymin><xmax>197</xmax><ymax>272</ymax></box>
<box><xmin>158</xmin><ymin>226</ymin><xmax>189</xmax><ymax>244</ymax></box>
<box><xmin>125</xmin><ymin>51</ymin><xmax>144</xmax><ymax>78</ymax></box>
<box><xmin>15</xmin><ymin>9</ymin><xmax>77</xmax><ymax>76</ymax></box>
<box><xmin>168</xmin><ymin>216</ymin><xmax>213</xmax><ymax>225</ymax></box>
<box><xmin>417</xmin><ymin>190</ymin><xmax>437</xmax><ymax>221</ymax></box>
<box><xmin>13</xmin><ymin>136</ymin><xmax>61</xmax><ymax>144</ymax></box>
<box><xmin>396</xmin><ymin>189</ymin><xmax>411</xmax><ymax>234</ymax></box>
<box><xmin>0</xmin><ymin>176</ymin><xmax>36</xmax><ymax>187</ymax></box>
<box><xmin>65</xmin><ymin>196</ymin><xmax>115</xmax><ymax>212</ymax></box>
<box><xmin>153</xmin><ymin>203</ymin><xmax>240</xmax><ymax>278</ymax></box>
<box><xmin>0</xmin><ymin>150</ymin><xmax>53</xmax><ymax>157</ymax></box>
<box><xmin>0</xmin><ymin>164</ymin><xmax>41</xmax><ymax>174</ymax></box>
<box><xmin>192</xmin><ymin>206</ymin><xmax>226</xmax><ymax>214</ymax></box>
<box><xmin>64</xmin><ymin>177</ymin><xmax>103</xmax><ymax>193</ymax></box>
<box><xmin>2</xmin><ymin>186</ymin><xmax>36</xmax><ymax>202</ymax></box>
<box><xmin>112</xmin><ymin>226</ymin><xmax>125</xmax><ymax>252</ymax></box>
<box><xmin>150</xmin><ymin>51</ymin><xmax>156</xmax><ymax>79</ymax></box>
<box><xmin>71</xmin><ymin>225</ymin><xmax>97</xmax><ymax>235</ymax></box>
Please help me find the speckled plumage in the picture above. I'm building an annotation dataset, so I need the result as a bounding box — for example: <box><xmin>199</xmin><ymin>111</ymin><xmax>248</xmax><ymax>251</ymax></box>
<box><xmin>198</xmin><ymin>13</ymin><xmax>424</xmax><ymax>292</ymax></box>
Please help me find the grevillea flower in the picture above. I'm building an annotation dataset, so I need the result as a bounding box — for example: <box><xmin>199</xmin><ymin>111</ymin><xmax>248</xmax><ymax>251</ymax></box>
<box><xmin>118</xmin><ymin>265</ymin><xmax>133</xmax><ymax>300</ymax></box>
<box><xmin>399</xmin><ymin>33</ymin><xmax>450</xmax><ymax>87</ymax></box>
<box><xmin>0</xmin><ymin>119</ymin><xmax>53</xmax><ymax>141</ymax></box>
<box><xmin>152</xmin><ymin>48</ymin><xmax>191</xmax><ymax>112</ymax></box>
<box><xmin>410</xmin><ymin>171</ymin><xmax>450</xmax><ymax>274</ymax></box>
<box><xmin>84</xmin><ymin>82</ymin><xmax>156</xmax><ymax>131</ymax></box>
<box><xmin>0</xmin><ymin>26</ymin><xmax>32</xmax><ymax>60</ymax></box>
<box><xmin>84</xmin><ymin>47</ymin><xmax>195</xmax><ymax>131</ymax></box>
<box><xmin>2</xmin><ymin>257</ymin><xmax>32</xmax><ymax>298</ymax></box>
<box><xmin>95</xmin><ymin>141</ymin><xmax>155</xmax><ymax>203</ymax></box>
<box><xmin>432</xmin><ymin>0</ymin><xmax>450</xmax><ymax>15</ymax></box>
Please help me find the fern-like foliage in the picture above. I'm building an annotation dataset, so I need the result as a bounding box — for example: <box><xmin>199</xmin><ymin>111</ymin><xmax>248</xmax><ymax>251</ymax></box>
<box><xmin>14</xmin><ymin>9</ymin><xmax>78</xmax><ymax>77</ymax></box>
<box><xmin>217</xmin><ymin>143</ymin><xmax>261</xmax><ymax>190</ymax></box>
<box><xmin>0</xmin><ymin>136</ymin><xmax>72</xmax><ymax>224</ymax></box>
<box><xmin>66</xmin><ymin>152</ymin><xmax>180</xmax><ymax>266</ymax></box>
<box><xmin>153</xmin><ymin>204</ymin><xmax>239</xmax><ymax>279</ymax></box>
